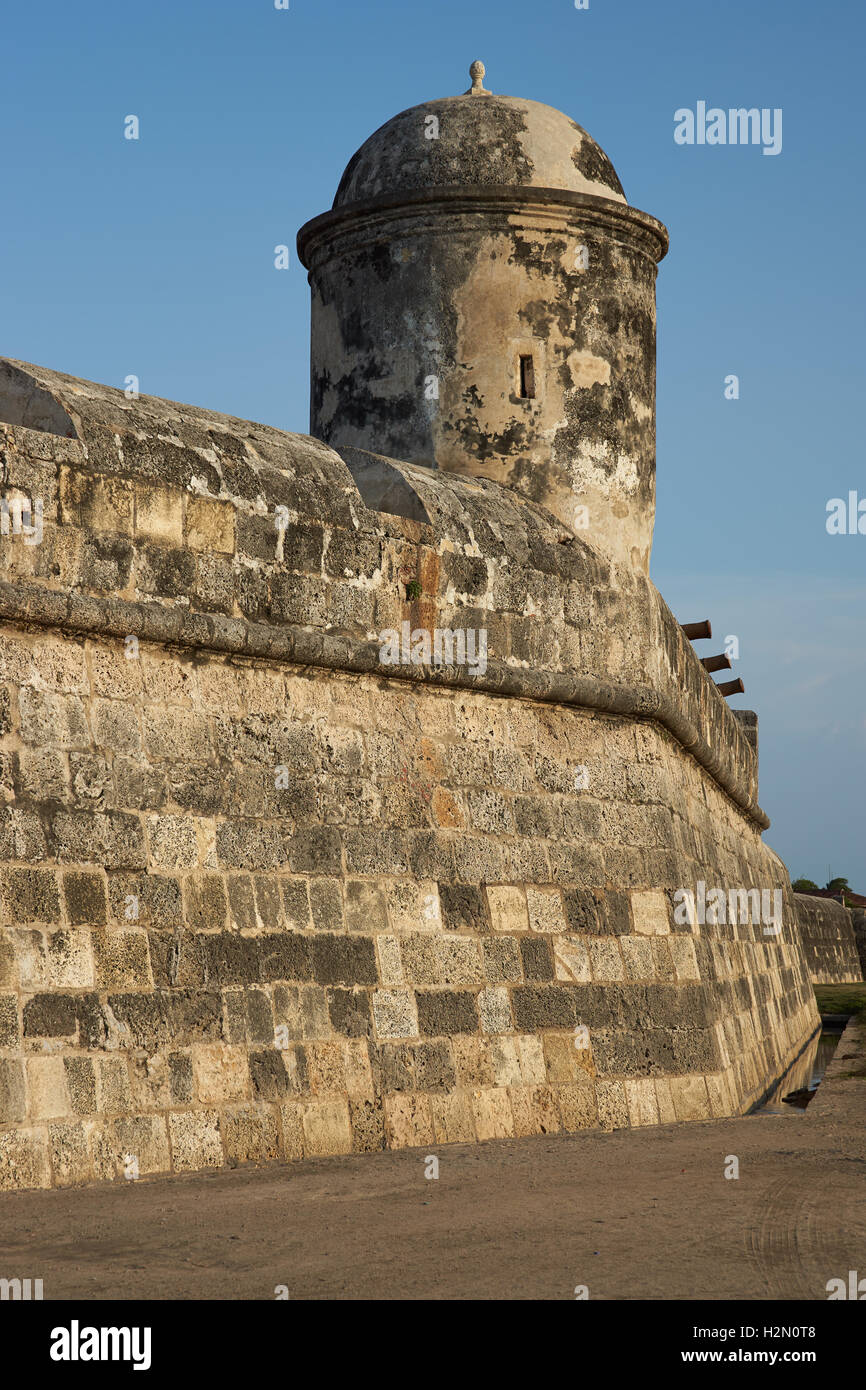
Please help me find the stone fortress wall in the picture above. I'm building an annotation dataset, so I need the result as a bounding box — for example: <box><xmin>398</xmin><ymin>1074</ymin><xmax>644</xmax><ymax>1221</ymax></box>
<box><xmin>850</xmin><ymin>909</ymin><xmax>866</xmax><ymax>982</ymax></box>
<box><xmin>0</xmin><ymin>360</ymin><xmax>819</xmax><ymax>1190</ymax></box>
<box><xmin>794</xmin><ymin>894</ymin><xmax>864</xmax><ymax>985</ymax></box>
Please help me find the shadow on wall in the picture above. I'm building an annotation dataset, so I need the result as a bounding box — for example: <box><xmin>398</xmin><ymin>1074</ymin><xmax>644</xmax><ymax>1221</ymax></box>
<box><xmin>0</xmin><ymin>362</ymin><xmax>77</xmax><ymax>439</ymax></box>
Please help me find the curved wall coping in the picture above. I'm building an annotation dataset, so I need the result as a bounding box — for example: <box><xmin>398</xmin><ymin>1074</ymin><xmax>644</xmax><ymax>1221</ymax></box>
<box><xmin>297</xmin><ymin>183</ymin><xmax>669</xmax><ymax>268</ymax></box>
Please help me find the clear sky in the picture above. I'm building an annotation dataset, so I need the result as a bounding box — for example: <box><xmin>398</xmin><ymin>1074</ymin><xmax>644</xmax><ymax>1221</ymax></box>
<box><xmin>2</xmin><ymin>0</ymin><xmax>863</xmax><ymax>887</ymax></box>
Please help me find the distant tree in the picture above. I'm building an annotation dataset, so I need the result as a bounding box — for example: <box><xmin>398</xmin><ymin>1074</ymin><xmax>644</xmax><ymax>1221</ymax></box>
<box><xmin>792</xmin><ymin>878</ymin><xmax>819</xmax><ymax>893</ymax></box>
<box><xmin>825</xmin><ymin>877</ymin><xmax>850</xmax><ymax>894</ymax></box>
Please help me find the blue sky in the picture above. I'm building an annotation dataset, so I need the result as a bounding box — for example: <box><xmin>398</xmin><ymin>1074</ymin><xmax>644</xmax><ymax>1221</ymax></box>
<box><xmin>2</xmin><ymin>0</ymin><xmax>863</xmax><ymax>886</ymax></box>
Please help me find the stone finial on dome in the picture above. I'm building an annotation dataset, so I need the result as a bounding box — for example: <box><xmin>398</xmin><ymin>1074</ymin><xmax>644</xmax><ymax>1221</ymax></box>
<box><xmin>465</xmin><ymin>60</ymin><xmax>491</xmax><ymax>96</ymax></box>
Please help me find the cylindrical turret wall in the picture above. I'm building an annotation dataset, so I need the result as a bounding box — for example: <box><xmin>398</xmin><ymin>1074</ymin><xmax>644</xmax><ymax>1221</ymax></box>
<box><xmin>298</xmin><ymin>95</ymin><xmax>667</xmax><ymax>571</ymax></box>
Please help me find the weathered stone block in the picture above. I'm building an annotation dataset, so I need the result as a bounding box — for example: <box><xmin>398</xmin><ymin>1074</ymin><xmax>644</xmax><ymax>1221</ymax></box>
<box><xmin>60</xmin><ymin>469</ymin><xmax>134</xmax><ymax>536</ymax></box>
<box><xmin>436</xmin><ymin>936</ymin><xmax>481</xmax><ymax>987</ymax></box>
<box><xmin>326</xmin><ymin>986</ymin><xmax>372</xmax><ymax>1037</ymax></box>
<box><xmin>135</xmin><ymin>484</ymin><xmax>183</xmax><ymax>546</ymax></box>
<box><xmin>186</xmin><ymin>497</ymin><xmax>235</xmax><ymax>554</ymax></box>
<box><xmin>146</xmin><ymin>814</ymin><xmax>199</xmax><ymax>871</ymax></box>
<box><xmin>668</xmin><ymin>935</ymin><xmax>701</xmax><ymax>981</ymax></box>
<box><xmin>670</xmin><ymin>1074</ymin><xmax>712</xmax><ymax>1122</ymax></box>
<box><xmin>310</xmin><ymin>934</ymin><xmax>377</xmax><ymax>986</ymax></box>
<box><xmin>91</xmin><ymin>699</ymin><xmax>141</xmax><ymax>755</ymax></box>
<box><xmin>97</xmin><ymin>1057</ymin><xmax>134</xmax><ymax>1116</ymax></box>
<box><xmin>478</xmin><ymin>986</ymin><xmax>512</xmax><ymax>1034</ymax></box>
<box><xmin>280</xmin><ymin>879</ymin><xmax>312</xmax><ymax>931</ymax></box>
<box><xmin>27</xmin><ymin>1055</ymin><xmax>71</xmax><ymax>1120</ymax></box>
<box><xmin>1</xmin><ymin>867</ymin><xmax>60</xmax><ymax>923</ymax></box>
<box><xmin>62</xmin><ymin>871</ymin><xmax>107</xmax><ymax>926</ymax></box>
<box><xmin>107</xmin><ymin>872</ymin><xmax>183</xmax><ymax>929</ymax></box>
<box><xmin>184</xmin><ymin>874</ymin><xmax>228</xmax><ymax>933</ymax></box>
<box><xmin>384</xmin><ymin>1092</ymin><xmax>433</xmax><ymax>1148</ymax></box>
<box><xmin>511</xmin><ymin>985</ymin><xmax>577</xmax><ymax>1031</ymax></box>
<box><xmin>64</xmin><ymin>1057</ymin><xmax>97</xmax><ymax>1115</ymax></box>
<box><xmin>471</xmin><ymin>1087</ymin><xmax>514</xmax><ymax>1141</ymax></box>
<box><xmin>345</xmin><ymin>879</ymin><xmax>388</xmax><ymax>934</ymax></box>
<box><xmin>168</xmin><ymin>1110</ymin><xmax>223</xmax><ymax>1171</ymax></box>
<box><xmin>45</xmin><ymin>930</ymin><xmax>94</xmax><ymax>988</ymax></box>
<box><xmin>596</xmin><ymin>1079</ymin><xmax>629</xmax><ymax>1130</ymax></box>
<box><xmin>705</xmin><ymin>1071</ymin><xmax>732</xmax><ymax>1118</ymax></box>
<box><xmin>305</xmin><ymin>1040</ymin><xmax>346</xmax><ymax>1096</ymax></box>
<box><xmin>92</xmin><ymin>930</ymin><xmax>152</xmax><ymax>990</ymax></box>
<box><xmin>542</xmin><ymin>1032</ymin><xmax>585</xmax><ymax>1084</ymax></box>
<box><xmin>343</xmin><ymin>1039</ymin><xmax>374</xmax><ymax>1100</ymax></box>
<box><xmin>411</xmin><ymin>1039</ymin><xmax>457</xmax><ymax>1093</ymax></box>
<box><xmin>343</xmin><ymin>827</ymin><xmax>408</xmax><ymax>876</ymax></box>
<box><xmin>526</xmin><ymin>887</ymin><xmax>567</xmax><ymax>934</ymax></box>
<box><xmin>519</xmin><ymin>936</ymin><xmax>554</xmax><ymax>981</ymax></box>
<box><xmin>52</xmin><ymin>811</ymin><xmax>146</xmax><ymax>869</ymax></box>
<box><xmin>372</xmin><ymin>989</ymin><xmax>418</xmax><ymax>1040</ymax></box>
<box><xmin>111</xmin><ymin>1115</ymin><xmax>171</xmax><ymax>1176</ymax></box>
<box><xmin>0</xmin><ymin>800</ymin><xmax>54</xmax><ymax>850</ymax></box>
<box><xmin>193</xmin><ymin>1045</ymin><xmax>249</xmax><ymax>1104</ymax></box>
<box><xmin>399</xmin><ymin>934</ymin><xmax>440</xmax><ymax>986</ymax></box>
<box><xmin>0</xmin><ymin>992</ymin><xmax>18</xmax><ymax>1047</ymax></box>
<box><xmin>23</xmin><ymin>992</ymin><xmax>78</xmax><ymax>1038</ymax></box>
<box><xmin>247</xmin><ymin>1047</ymin><xmax>296</xmax><ymax>1101</ymax></box>
<box><xmin>620</xmin><ymin>934</ymin><xmax>656</xmax><ymax>981</ymax></box>
<box><xmin>416</xmin><ymin>990</ymin><xmax>478</xmax><ymax>1037</ymax></box>
<box><xmin>309</xmin><ymin>878</ymin><xmax>345</xmax><ymax>933</ymax></box>
<box><xmin>487</xmin><ymin>1036</ymin><xmax>522</xmax><ymax>1086</ymax></box>
<box><xmin>654</xmin><ymin>1076</ymin><xmax>677</xmax><ymax>1124</ymax></box>
<box><xmin>482</xmin><ymin>936</ymin><xmax>522</xmax><ymax>983</ymax></box>
<box><xmin>486</xmin><ymin>885</ymin><xmax>528</xmax><ymax>933</ymax></box>
<box><xmin>374</xmin><ymin>934</ymin><xmax>402</xmax><ymax>987</ymax></box>
<box><xmin>587</xmin><ymin>937</ymin><xmax>625</xmax><ymax>982</ymax></box>
<box><xmin>0</xmin><ymin>1126</ymin><xmax>51</xmax><ymax>1190</ymax></box>
<box><xmin>18</xmin><ymin>688</ymin><xmax>89</xmax><ymax>750</ymax></box>
<box><xmin>386</xmin><ymin>880</ymin><xmax>441</xmax><ymax>933</ymax></box>
<box><xmin>369</xmin><ymin>1040</ymin><xmax>414</xmax><ymax>1093</ymax></box>
<box><xmin>221</xmin><ymin>1104</ymin><xmax>281</xmax><ymax>1166</ymax></box>
<box><xmin>302</xmin><ymin>1099</ymin><xmax>352</xmax><ymax>1156</ymax></box>
<box><xmin>138</xmin><ymin>544</ymin><xmax>196</xmax><ymax>597</ymax></box>
<box><xmin>225</xmin><ymin>874</ymin><xmax>257</xmax><ymax>932</ymax></box>
<box><xmin>553</xmin><ymin>936</ymin><xmax>591</xmax><ymax>983</ymax></box>
<box><xmin>631</xmin><ymin>889</ymin><xmax>671</xmax><ymax>936</ymax></box>
<box><xmin>429</xmin><ymin>1092</ymin><xmax>475</xmax><ymax>1144</ymax></box>
<box><xmin>625</xmin><ymin>1077</ymin><xmax>660</xmax><ymax>1127</ymax></box>
<box><xmin>168</xmin><ymin>1053</ymin><xmax>194</xmax><ymax>1104</ymax></box>
<box><xmin>285</xmin><ymin>826</ymin><xmax>342</xmax><ymax>875</ymax></box>
<box><xmin>0</xmin><ymin>1059</ymin><xmax>26</xmax><ymax>1122</ymax></box>
<box><xmin>253</xmin><ymin>875</ymin><xmax>283</xmax><ymax>930</ymax></box>
<box><xmin>557</xmin><ymin>1080</ymin><xmax>599</xmax><ymax>1131</ymax></box>
<box><xmin>516</xmin><ymin>1034</ymin><xmax>547</xmax><ymax>1086</ymax></box>
<box><xmin>350</xmin><ymin>1097</ymin><xmax>386</xmax><ymax>1152</ymax></box>
<box><xmin>49</xmin><ymin>1121</ymin><xmax>94</xmax><ymax>1186</ymax></box>
<box><xmin>202</xmin><ymin>932</ymin><xmax>263</xmax><ymax>986</ymax></box>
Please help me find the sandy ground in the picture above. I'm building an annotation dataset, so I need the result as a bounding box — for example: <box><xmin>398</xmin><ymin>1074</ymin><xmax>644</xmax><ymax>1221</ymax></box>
<box><xmin>2</xmin><ymin>1021</ymin><xmax>864</xmax><ymax>1301</ymax></box>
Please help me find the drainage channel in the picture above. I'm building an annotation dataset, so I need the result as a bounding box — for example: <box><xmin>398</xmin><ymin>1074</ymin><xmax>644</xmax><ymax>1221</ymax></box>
<box><xmin>755</xmin><ymin>1020</ymin><xmax>845</xmax><ymax>1114</ymax></box>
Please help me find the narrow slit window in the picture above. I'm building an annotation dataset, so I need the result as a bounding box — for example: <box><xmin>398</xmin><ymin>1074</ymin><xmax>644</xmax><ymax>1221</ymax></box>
<box><xmin>519</xmin><ymin>354</ymin><xmax>535</xmax><ymax>399</ymax></box>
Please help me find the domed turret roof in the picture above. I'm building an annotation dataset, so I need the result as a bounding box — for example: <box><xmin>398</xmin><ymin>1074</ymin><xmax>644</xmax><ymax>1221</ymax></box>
<box><xmin>333</xmin><ymin>62</ymin><xmax>627</xmax><ymax>209</ymax></box>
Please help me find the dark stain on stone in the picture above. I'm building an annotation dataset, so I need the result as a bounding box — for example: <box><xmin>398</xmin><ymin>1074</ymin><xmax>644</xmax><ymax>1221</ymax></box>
<box><xmin>570</xmin><ymin>132</ymin><xmax>625</xmax><ymax>198</ymax></box>
<box><xmin>334</xmin><ymin>99</ymin><xmax>534</xmax><ymax>205</ymax></box>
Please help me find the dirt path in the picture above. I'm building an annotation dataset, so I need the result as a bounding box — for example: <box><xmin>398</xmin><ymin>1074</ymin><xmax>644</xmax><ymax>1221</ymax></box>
<box><xmin>2</xmin><ymin>1023</ymin><xmax>864</xmax><ymax>1301</ymax></box>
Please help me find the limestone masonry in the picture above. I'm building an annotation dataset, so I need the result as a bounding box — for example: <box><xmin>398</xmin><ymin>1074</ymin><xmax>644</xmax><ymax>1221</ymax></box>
<box><xmin>0</xmin><ymin>65</ymin><xmax>842</xmax><ymax>1190</ymax></box>
<box><xmin>794</xmin><ymin>894</ymin><xmax>864</xmax><ymax>985</ymax></box>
